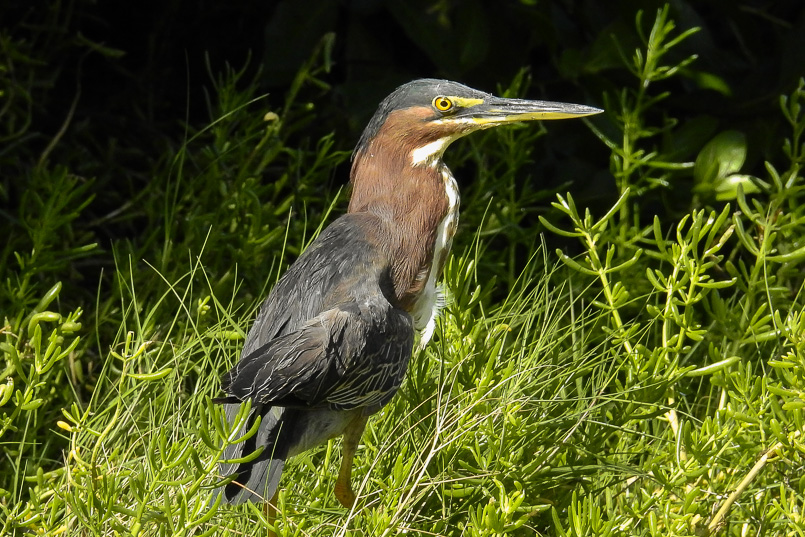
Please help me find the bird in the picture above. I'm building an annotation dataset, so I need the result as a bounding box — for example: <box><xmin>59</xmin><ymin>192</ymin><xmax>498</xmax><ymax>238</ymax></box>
<box><xmin>211</xmin><ymin>79</ymin><xmax>601</xmax><ymax>511</ymax></box>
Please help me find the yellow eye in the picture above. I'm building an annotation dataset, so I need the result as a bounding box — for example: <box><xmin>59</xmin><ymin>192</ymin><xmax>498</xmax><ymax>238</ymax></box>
<box><xmin>433</xmin><ymin>96</ymin><xmax>454</xmax><ymax>112</ymax></box>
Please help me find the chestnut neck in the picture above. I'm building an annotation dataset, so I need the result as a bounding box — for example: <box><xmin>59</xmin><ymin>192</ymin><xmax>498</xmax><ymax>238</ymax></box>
<box><xmin>348</xmin><ymin>137</ymin><xmax>450</xmax><ymax>311</ymax></box>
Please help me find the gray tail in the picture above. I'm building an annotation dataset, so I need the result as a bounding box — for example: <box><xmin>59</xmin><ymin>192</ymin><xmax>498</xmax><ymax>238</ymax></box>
<box><xmin>211</xmin><ymin>403</ymin><xmax>292</xmax><ymax>505</ymax></box>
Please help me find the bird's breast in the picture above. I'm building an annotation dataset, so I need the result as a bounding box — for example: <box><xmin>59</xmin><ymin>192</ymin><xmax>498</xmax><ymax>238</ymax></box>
<box><xmin>410</xmin><ymin>166</ymin><xmax>460</xmax><ymax>345</ymax></box>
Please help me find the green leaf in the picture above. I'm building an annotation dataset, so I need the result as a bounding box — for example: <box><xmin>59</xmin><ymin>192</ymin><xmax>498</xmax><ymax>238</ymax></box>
<box><xmin>688</xmin><ymin>70</ymin><xmax>733</xmax><ymax>96</ymax></box>
<box><xmin>694</xmin><ymin>130</ymin><xmax>747</xmax><ymax>188</ymax></box>
<box><xmin>715</xmin><ymin>174</ymin><xmax>761</xmax><ymax>201</ymax></box>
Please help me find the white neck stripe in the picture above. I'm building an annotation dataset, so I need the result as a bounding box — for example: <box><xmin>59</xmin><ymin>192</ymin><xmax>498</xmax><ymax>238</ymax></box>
<box><xmin>410</xmin><ymin>138</ymin><xmax>451</xmax><ymax>167</ymax></box>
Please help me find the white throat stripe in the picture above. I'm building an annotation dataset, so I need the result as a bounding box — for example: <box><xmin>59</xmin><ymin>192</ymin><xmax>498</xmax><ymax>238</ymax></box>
<box><xmin>410</xmin><ymin>138</ymin><xmax>451</xmax><ymax>166</ymax></box>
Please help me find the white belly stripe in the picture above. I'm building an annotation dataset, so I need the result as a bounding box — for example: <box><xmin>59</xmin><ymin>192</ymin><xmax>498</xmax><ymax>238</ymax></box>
<box><xmin>413</xmin><ymin>166</ymin><xmax>460</xmax><ymax>346</ymax></box>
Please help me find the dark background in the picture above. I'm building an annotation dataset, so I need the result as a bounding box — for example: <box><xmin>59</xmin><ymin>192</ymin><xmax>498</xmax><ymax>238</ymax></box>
<box><xmin>6</xmin><ymin>0</ymin><xmax>804</xmax><ymax>175</ymax></box>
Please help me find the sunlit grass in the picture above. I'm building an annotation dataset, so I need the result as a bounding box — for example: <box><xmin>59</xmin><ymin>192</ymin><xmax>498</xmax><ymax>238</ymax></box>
<box><xmin>52</xmin><ymin>236</ymin><xmax>612</xmax><ymax>536</ymax></box>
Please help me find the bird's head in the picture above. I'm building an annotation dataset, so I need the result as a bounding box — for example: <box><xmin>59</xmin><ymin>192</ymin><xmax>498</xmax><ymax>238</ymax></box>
<box><xmin>352</xmin><ymin>78</ymin><xmax>602</xmax><ymax>169</ymax></box>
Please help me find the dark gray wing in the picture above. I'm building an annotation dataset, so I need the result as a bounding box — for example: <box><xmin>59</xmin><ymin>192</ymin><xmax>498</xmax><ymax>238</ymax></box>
<box><xmin>241</xmin><ymin>212</ymin><xmax>397</xmax><ymax>356</ymax></box>
<box><xmin>221</xmin><ymin>295</ymin><xmax>413</xmax><ymax>411</ymax></box>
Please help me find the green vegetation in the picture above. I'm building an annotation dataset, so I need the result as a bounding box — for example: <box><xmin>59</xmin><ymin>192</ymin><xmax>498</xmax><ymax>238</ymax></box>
<box><xmin>2</xmin><ymin>3</ymin><xmax>804</xmax><ymax>536</ymax></box>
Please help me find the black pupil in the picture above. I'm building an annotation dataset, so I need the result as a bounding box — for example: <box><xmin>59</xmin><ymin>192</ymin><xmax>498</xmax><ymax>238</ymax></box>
<box><xmin>439</xmin><ymin>99</ymin><xmax>449</xmax><ymax>109</ymax></box>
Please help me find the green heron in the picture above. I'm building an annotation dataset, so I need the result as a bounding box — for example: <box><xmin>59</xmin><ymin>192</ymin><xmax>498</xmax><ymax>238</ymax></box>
<box><xmin>212</xmin><ymin>79</ymin><xmax>601</xmax><ymax>509</ymax></box>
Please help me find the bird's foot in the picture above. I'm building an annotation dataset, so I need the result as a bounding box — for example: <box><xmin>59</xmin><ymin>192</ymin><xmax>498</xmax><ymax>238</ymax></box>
<box><xmin>334</xmin><ymin>482</ymin><xmax>356</xmax><ymax>508</ymax></box>
<box><xmin>264</xmin><ymin>491</ymin><xmax>279</xmax><ymax>537</ymax></box>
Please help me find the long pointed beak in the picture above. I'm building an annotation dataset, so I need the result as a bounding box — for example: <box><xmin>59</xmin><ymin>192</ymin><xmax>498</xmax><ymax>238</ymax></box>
<box><xmin>456</xmin><ymin>96</ymin><xmax>603</xmax><ymax>126</ymax></box>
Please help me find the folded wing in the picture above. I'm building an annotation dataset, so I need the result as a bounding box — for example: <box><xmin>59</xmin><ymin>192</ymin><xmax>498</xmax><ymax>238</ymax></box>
<box><xmin>221</xmin><ymin>296</ymin><xmax>413</xmax><ymax>412</ymax></box>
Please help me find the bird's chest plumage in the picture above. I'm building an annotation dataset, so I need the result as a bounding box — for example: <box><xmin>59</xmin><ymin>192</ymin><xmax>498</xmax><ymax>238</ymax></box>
<box><xmin>348</xmin><ymin>142</ymin><xmax>460</xmax><ymax>343</ymax></box>
<box><xmin>410</xmin><ymin>166</ymin><xmax>460</xmax><ymax>344</ymax></box>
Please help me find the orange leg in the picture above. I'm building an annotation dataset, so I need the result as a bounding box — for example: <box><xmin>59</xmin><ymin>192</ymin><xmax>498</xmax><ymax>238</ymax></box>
<box><xmin>264</xmin><ymin>490</ymin><xmax>279</xmax><ymax>537</ymax></box>
<box><xmin>334</xmin><ymin>414</ymin><xmax>368</xmax><ymax>508</ymax></box>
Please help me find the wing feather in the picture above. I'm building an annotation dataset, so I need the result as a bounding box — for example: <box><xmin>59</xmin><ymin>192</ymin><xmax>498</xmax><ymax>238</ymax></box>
<box><xmin>222</xmin><ymin>296</ymin><xmax>413</xmax><ymax>411</ymax></box>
